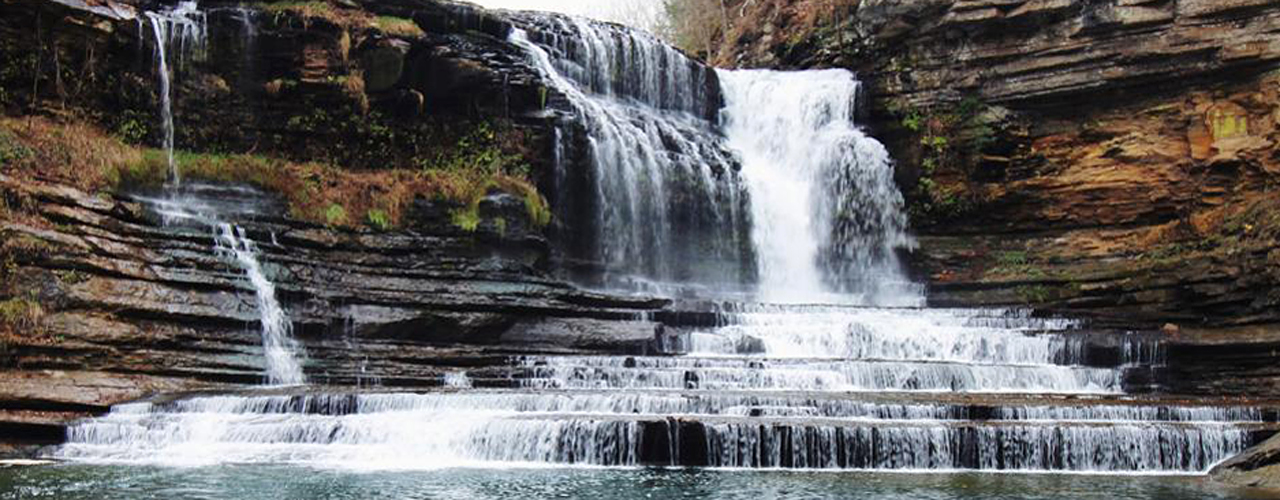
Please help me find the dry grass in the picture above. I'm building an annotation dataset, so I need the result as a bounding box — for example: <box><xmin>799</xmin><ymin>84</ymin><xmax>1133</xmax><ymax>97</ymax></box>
<box><xmin>0</xmin><ymin>116</ymin><xmax>551</xmax><ymax>231</ymax></box>
<box><xmin>0</xmin><ymin>116</ymin><xmax>143</xmax><ymax>192</ymax></box>
<box><xmin>258</xmin><ymin>1</ymin><xmax>424</xmax><ymax>38</ymax></box>
<box><xmin>0</xmin><ymin>298</ymin><xmax>44</xmax><ymax>357</ymax></box>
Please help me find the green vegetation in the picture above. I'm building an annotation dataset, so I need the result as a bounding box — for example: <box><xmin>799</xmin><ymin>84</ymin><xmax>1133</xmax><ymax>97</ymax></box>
<box><xmin>372</xmin><ymin>16</ymin><xmax>423</xmax><ymax>38</ymax></box>
<box><xmin>0</xmin><ymin>116</ymin><xmax>552</xmax><ymax>232</ymax></box>
<box><xmin>366</xmin><ymin>209</ymin><xmax>391</xmax><ymax>230</ymax></box>
<box><xmin>887</xmin><ymin>96</ymin><xmax>997</xmax><ymax>224</ymax></box>
<box><xmin>324</xmin><ymin>203</ymin><xmax>349</xmax><ymax>226</ymax></box>
<box><xmin>1015</xmin><ymin>284</ymin><xmax>1053</xmax><ymax>304</ymax></box>
<box><xmin>55</xmin><ymin>270</ymin><xmax>90</xmax><ymax>286</ymax></box>
<box><xmin>0</xmin><ymin>129</ymin><xmax>32</xmax><ymax>166</ymax></box>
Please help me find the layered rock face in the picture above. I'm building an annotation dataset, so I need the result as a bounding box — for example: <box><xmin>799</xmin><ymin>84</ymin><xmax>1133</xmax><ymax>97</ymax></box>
<box><xmin>0</xmin><ymin>173</ymin><xmax>670</xmax><ymax>451</ymax></box>
<box><xmin>711</xmin><ymin>0</ymin><xmax>1280</xmax><ymax>329</ymax></box>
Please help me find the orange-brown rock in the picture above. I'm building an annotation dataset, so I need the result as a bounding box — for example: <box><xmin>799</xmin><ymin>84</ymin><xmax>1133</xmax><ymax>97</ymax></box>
<box><xmin>715</xmin><ymin>0</ymin><xmax>1280</xmax><ymax>330</ymax></box>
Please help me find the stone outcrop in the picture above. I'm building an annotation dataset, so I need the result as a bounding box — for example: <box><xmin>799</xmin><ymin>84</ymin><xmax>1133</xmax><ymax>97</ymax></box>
<box><xmin>1211</xmin><ymin>431</ymin><xmax>1280</xmax><ymax>489</ymax></box>
<box><xmin>714</xmin><ymin>0</ymin><xmax>1280</xmax><ymax>107</ymax></box>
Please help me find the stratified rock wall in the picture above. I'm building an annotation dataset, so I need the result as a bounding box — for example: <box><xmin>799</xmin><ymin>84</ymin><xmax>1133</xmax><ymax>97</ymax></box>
<box><xmin>714</xmin><ymin>0</ymin><xmax>1280</xmax><ymax>329</ymax></box>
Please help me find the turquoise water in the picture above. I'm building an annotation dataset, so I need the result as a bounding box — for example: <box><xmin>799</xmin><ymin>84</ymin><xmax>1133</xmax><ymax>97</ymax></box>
<box><xmin>0</xmin><ymin>466</ymin><xmax>1269</xmax><ymax>499</ymax></box>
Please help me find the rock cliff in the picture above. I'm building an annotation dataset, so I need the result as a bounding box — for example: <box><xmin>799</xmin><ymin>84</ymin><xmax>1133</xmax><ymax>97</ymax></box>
<box><xmin>710</xmin><ymin>0</ymin><xmax>1280</xmax><ymax>331</ymax></box>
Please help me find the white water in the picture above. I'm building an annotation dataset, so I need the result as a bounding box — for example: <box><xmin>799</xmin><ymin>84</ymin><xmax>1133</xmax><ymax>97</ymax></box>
<box><xmin>214</xmin><ymin>224</ymin><xmax>306</xmax><ymax>386</ymax></box>
<box><xmin>144</xmin><ymin>1</ymin><xmax>206</xmax><ymax>186</ymax></box>
<box><xmin>718</xmin><ymin>70</ymin><xmax>917</xmax><ymax>305</ymax></box>
<box><xmin>138</xmin><ymin>190</ymin><xmax>307</xmax><ymax>385</ymax></box>
<box><xmin>56</xmin><ymin>306</ymin><xmax>1261</xmax><ymax>472</ymax></box>
<box><xmin>511</xmin><ymin>24</ymin><xmax>749</xmax><ymax>289</ymax></box>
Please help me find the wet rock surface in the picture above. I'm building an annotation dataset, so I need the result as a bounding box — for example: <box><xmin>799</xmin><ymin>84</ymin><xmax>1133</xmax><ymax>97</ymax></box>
<box><xmin>1211</xmin><ymin>432</ymin><xmax>1280</xmax><ymax>489</ymax></box>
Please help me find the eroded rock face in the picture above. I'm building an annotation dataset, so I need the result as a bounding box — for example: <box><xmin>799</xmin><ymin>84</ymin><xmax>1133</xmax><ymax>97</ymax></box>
<box><xmin>716</xmin><ymin>0</ymin><xmax>1280</xmax><ymax>106</ymax></box>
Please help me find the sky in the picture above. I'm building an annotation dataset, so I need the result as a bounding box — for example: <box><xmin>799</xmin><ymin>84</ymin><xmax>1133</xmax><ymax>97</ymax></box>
<box><xmin>468</xmin><ymin>0</ymin><xmax>666</xmax><ymax>32</ymax></box>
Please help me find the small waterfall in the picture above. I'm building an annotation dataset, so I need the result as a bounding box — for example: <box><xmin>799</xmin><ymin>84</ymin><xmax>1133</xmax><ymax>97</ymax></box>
<box><xmin>144</xmin><ymin>0</ymin><xmax>207</xmax><ymax>186</ymax></box>
<box><xmin>141</xmin><ymin>187</ymin><xmax>307</xmax><ymax>385</ymax></box>
<box><xmin>719</xmin><ymin>70</ymin><xmax>917</xmax><ymax>305</ymax></box>
<box><xmin>139</xmin><ymin>2</ymin><xmax>301</xmax><ymax>385</ymax></box>
<box><xmin>214</xmin><ymin>223</ymin><xmax>305</xmax><ymax>386</ymax></box>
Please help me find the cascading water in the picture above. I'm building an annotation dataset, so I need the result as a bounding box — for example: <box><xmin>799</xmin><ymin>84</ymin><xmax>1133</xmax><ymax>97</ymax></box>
<box><xmin>214</xmin><ymin>223</ymin><xmax>306</xmax><ymax>385</ymax></box>
<box><xmin>718</xmin><ymin>70</ymin><xmax>918</xmax><ymax>304</ymax></box>
<box><xmin>145</xmin><ymin>188</ymin><xmax>308</xmax><ymax>386</ymax></box>
<box><xmin>56</xmin><ymin>305</ymin><xmax>1265</xmax><ymax>473</ymax></box>
<box><xmin>139</xmin><ymin>2</ymin><xmax>303</xmax><ymax>385</ymax></box>
<box><xmin>511</xmin><ymin>22</ymin><xmax>753</xmax><ymax>292</ymax></box>
<box><xmin>54</xmin><ymin>12</ymin><xmax>1271</xmax><ymax>476</ymax></box>
<box><xmin>144</xmin><ymin>1</ymin><xmax>206</xmax><ymax>186</ymax></box>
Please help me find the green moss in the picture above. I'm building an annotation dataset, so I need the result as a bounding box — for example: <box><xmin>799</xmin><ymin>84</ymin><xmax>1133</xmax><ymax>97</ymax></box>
<box><xmin>366</xmin><ymin>209</ymin><xmax>391</xmax><ymax>231</ymax></box>
<box><xmin>324</xmin><ymin>203</ymin><xmax>348</xmax><ymax>226</ymax></box>
<box><xmin>450</xmin><ymin>207</ymin><xmax>480</xmax><ymax>232</ymax></box>
<box><xmin>372</xmin><ymin>16</ymin><xmax>424</xmax><ymax>37</ymax></box>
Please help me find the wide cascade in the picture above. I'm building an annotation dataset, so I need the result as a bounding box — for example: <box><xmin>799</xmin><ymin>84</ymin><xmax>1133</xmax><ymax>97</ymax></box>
<box><xmin>56</xmin><ymin>11</ymin><xmax>1270</xmax><ymax>474</ymax></box>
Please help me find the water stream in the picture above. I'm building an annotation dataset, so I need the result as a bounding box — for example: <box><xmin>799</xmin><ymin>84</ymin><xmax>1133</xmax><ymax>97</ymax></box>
<box><xmin>142</xmin><ymin>187</ymin><xmax>308</xmax><ymax>386</ymax></box>
<box><xmin>144</xmin><ymin>0</ymin><xmax>205</xmax><ymax>186</ymax></box>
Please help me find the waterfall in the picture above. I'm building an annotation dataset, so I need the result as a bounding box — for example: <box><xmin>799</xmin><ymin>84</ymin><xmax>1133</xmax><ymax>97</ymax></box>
<box><xmin>140</xmin><ymin>3</ymin><xmax>301</xmax><ymax>385</ymax></box>
<box><xmin>142</xmin><ymin>187</ymin><xmax>308</xmax><ymax>386</ymax></box>
<box><xmin>513</xmin><ymin>20</ymin><xmax>916</xmax><ymax>304</ymax></box>
<box><xmin>214</xmin><ymin>223</ymin><xmax>306</xmax><ymax>386</ymax></box>
<box><xmin>54</xmin><ymin>12</ymin><xmax>1264</xmax><ymax>477</ymax></box>
<box><xmin>510</xmin><ymin>23</ymin><xmax>753</xmax><ymax>292</ymax></box>
<box><xmin>144</xmin><ymin>0</ymin><xmax>207</xmax><ymax>186</ymax></box>
<box><xmin>56</xmin><ymin>306</ymin><xmax>1262</xmax><ymax>473</ymax></box>
<box><xmin>719</xmin><ymin>70</ymin><xmax>918</xmax><ymax>305</ymax></box>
